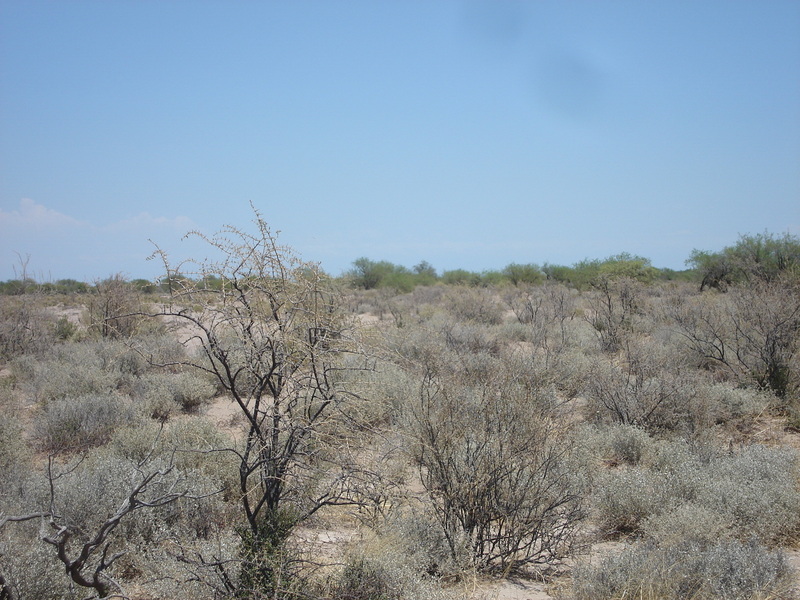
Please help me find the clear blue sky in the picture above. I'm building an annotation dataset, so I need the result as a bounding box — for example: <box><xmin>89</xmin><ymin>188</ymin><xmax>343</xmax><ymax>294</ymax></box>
<box><xmin>1</xmin><ymin>1</ymin><xmax>799</xmax><ymax>282</ymax></box>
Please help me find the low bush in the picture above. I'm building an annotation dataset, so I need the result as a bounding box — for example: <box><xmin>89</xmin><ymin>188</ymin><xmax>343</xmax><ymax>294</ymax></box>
<box><xmin>571</xmin><ymin>539</ymin><xmax>793</xmax><ymax>600</ymax></box>
<box><xmin>0</xmin><ymin>296</ymin><xmax>56</xmax><ymax>361</ymax></box>
<box><xmin>33</xmin><ymin>393</ymin><xmax>138</xmax><ymax>452</ymax></box>
<box><xmin>594</xmin><ymin>441</ymin><xmax>800</xmax><ymax>544</ymax></box>
<box><xmin>133</xmin><ymin>371</ymin><xmax>215</xmax><ymax>419</ymax></box>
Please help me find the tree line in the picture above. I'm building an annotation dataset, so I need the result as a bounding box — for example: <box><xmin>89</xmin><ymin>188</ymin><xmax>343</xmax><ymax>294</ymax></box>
<box><xmin>2</xmin><ymin>231</ymin><xmax>798</xmax><ymax>295</ymax></box>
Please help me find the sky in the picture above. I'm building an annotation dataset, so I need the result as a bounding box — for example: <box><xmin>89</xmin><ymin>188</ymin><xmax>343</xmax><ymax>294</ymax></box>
<box><xmin>1</xmin><ymin>1</ymin><xmax>799</xmax><ymax>282</ymax></box>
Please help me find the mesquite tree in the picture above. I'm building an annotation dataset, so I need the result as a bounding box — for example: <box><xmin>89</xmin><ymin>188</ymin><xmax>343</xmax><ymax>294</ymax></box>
<box><xmin>150</xmin><ymin>209</ymin><xmax>362</xmax><ymax>594</ymax></box>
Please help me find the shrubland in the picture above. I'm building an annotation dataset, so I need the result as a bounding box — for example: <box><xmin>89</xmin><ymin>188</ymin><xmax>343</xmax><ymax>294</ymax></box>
<box><xmin>0</xmin><ymin>227</ymin><xmax>798</xmax><ymax>599</ymax></box>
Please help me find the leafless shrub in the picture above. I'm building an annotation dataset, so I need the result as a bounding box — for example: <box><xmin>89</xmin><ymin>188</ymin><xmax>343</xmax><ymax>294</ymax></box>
<box><xmin>584</xmin><ymin>277</ymin><xmax>643</xmax><ymax>353</ymax></box>
<box><xmin>0</xmin><ymin>296</ymin><xmax>56</xmax><ymax>361</ymax></box>
<box><xmin>668</xmin><ymin>279</ymin><xmax>800</xmax><ymax>397</ymax></box>
<box><xmin>404</xmin><ymin>365</ymin><xmax>586</xmax><ymax>573</ymax></box>
<box><xmin>504</xmin><ymin>284</ymin><xmax>576</xmax><ymax>353</ymax></box>
<box><xmin>86</xmin><ymin>274</ymin><xmax>144</xmax><ymax>339</ymax></box>
<box><xmin>584</xmin><ymin>339</ymin><xmax>699</xmax><ymax>432</ymax></box>
<box><xmin>442</xmin><ymin>287</ymin><xmax>504</xmax><ymax>325</ymax></box>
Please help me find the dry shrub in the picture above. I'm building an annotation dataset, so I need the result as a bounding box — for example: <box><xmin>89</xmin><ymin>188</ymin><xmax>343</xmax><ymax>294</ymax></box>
<box><xmin>404</xmin><ymin>365</ymin><xmax>586</xmax><ymax>572</ymax></box>
<box><xmin>571</xmin><ymin>539</ymin><xmax>793</xmax><ymax>600</ymax></box>
<box><xmin>32</xmin><ymin>393</ymin><xmax>139</xmax><ymax>452</ymax></box>
<box><xmin>594</xmin><ymin>441</ymin><xmax>800</xmax><ymax>545</ymax></box>
<box><xmin>0</xmin><ymin>296</ymin><xmax>56</xmax><ymax>361</ymax></box>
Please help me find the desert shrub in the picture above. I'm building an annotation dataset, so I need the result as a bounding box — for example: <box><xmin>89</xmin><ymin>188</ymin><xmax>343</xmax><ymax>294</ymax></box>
<box><xmin>442</xmin><ymin>287</ymin><xmax>504</xmax><ymax>325</ymax></box>
<box><xmin>0</xmin><ymin>296</ymin><xmax>56</xmax><ymax>360</ymax></box>
<box><xmin>546</xmin><ymin>347</ymin><xmax>595</xmax><ymax>399</ymax></box>
<box><xmin>376</xmin><ymin>506</ymin><xmax>470</xmax><ymax>578</ymax></box>
<box><xmin>330</xmin><ymin>355</ymin><xmax>416</xmax><ymax>427</ymax></box>
<box><xmin>584</xmin><ymin>276</ymin><xmax>642</xmax><ymax>353</ymax></box>
<box><xmin>324</xmin><ymin>552</ymin><xmax>455</xmax><ymax>600</ymax></box>
<box><xmin>503</xmin><ymin>284</ymin><xmax>577</xmax><ymax>353</ymax></box>
<box><xmin>668</xmin><ymin>280</ymin><xmax>800</xmax><ymax>397</ymax></box>
<box><xmin>594</xmin><ymin>441</ymin><xmax>800</xmax><ymax>544</ymax></box>
<box><xmin>699</xmin><ymin>382</ymin><xmax>773</xmax><ymax>424</ymax></box>
<box><xmin>584</xmin><ymin>356</ymin><xmax>698</xmax><ymax>433</ymax></box>
<box><xmin>594</xmin><ymin>467</ymin><xmax>668</xmax><ymax>534</ymax></box>
<box><xmin>133</xmin><ymin>372</ymin><xmax>181</xmax><ymax>419</ymax></box>
<box><xmin>404</xmin><ymin>365</ymin><xmax>586</xmax><ymax>572</ymax></box>
<box><xmin>693</xmin><ymin>445</ymin><xmax>800</xmax><ymax>545</ymax></box>
<box><xmin>11</xmin><ymin>340</ymin><xmax>133</xmax><ymax>402</ymax></box>
<box><xmin>86</xmin><ymin>274</ymin><xmax>144</xmax><ymax>339</ymax></box>
<box><xmin>642</xmin><ymin>503</ymin><xmax>735</xmax><ymax>547</ymax></box>
<box><xmin>440</xmin><ymin>320</ymin><xmax>503</xmax><ymax>357</ymax></box>
<box><xmin>32</xmin><ymin>393</ymin><xmax>139</xmax><ymax>452</ymax></box>
<box><xmin>571</xmin><ymin>539</ymin><xmax>793</xmax><ymax>600</ymax></box>
<box><xmin>0</xmin><ymin>408</ymin><xmax>28</xmax><ymax>479</ymax></box>
<box><xmin>53</xmin><ymin>315</ymin><xmax>78</xmax><ymax>341</ymax></box>
<box><xmin>44</xmin><ymin>445</ymin><xmax>224</xmax><ymax>552</ymax></box>
<box><xmin>168</xmin><ymin>371</ymin><xmax>215</xmax><ymax>412</ymax></box>
<box><xmin>593</xmin><ymin>423</ymin><xmax>653</xmax><ymax>466</ymax></box>
<box><xmin>328</xmin><ymin>557</ymin><xmax>401</xmax><ymax>600</ymax></box>
<box><xmin>0</xmin><ymin>527</ymin><xmax>77</xmax><ymax>600</ymax></box>
<box><xmin>133</xmin><ymin>332</ymin><xmax>188</xmax><ymax>366</ymax></box>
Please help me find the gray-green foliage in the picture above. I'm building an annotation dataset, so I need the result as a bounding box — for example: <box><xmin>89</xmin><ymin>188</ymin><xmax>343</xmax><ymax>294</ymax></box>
<box><xmin>12</xmin><ymin>343</ymin><xmax>123</xmax><ymax>403</ymax></box>
<box><xmin>133</xmin><ymin>371</ymin><xmax>216</xmax><ymax>419</ymax></box>
<box><xmin>572</xmin><ymin>539</ymin><xmax>792</xmax><ymax>600</ymax></box>
<box><xmin>325</xmin><ymin>553</ymin><xmax>455</xmax><ymax>600</ymax></box>
<box><xmin>595</xmin><ymin>441</ymin><xmax>800</xmax><ymax>544</ymax></box>
<box><xmin>0</xmin><ymin>530</ymin><xmax>79</xmax><ymax>600</ymax></box>
<box><xmin>33</xmin><ymin>393</ymin><xmax>138</xmax><ymax>452</ymax></box>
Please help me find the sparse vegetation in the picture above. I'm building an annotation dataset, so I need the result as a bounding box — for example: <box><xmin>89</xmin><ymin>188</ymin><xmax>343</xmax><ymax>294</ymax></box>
<box><xmin>1</xmin><ymin>228</ymin><xmax>799</xmax><ymax>599</ymax></box>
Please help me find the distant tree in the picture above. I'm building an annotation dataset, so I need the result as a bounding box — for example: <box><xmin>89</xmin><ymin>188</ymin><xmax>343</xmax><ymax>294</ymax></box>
<box><xmin>480</xmin><ymin>270</ymin><xmax>506</xmax><ymax>287</ymax></box>
<box><xmin>55</xmin><ymin>279</ymin><xmax>90</xmax><ymax>294</ymax></box>
<box><xmin>598</xmin><ymin>253</ymin><xmax>659</xmax><ymax>283</ymax></box>
<box><xmin>348</xmin><ymin>258</ymin><xmax>394</xmax><ymax>289</ymax></box>
<box><xmin>687</xmin><ymin>249</ymin><xmax>733</xmax><ymax>291</ymax></box>
<box><xmin>542</xmin><ymin>263</ymin><xmax>575</xmax><ymax>285</ymax></box>
<box><xmin>441</xmin><ymin>269</ymin><xmax>482</xmax><ymax>286</ymax></box>
<box><xmin>131</xmin><ymin>278</ymin><xmax>157</xmax><ymax>294</ymax></box>
<box><xmin>502</xmin><ymin>263</ymin><xmax>544</xmax><ymax>286</ymax></box>
<box><xmin>413</xmin><ymin>260</ymin><xmax>438</xmax><ymax>285</ymax></box>
<box><xmin>687</xmin><ymin>232</ymin><xmax>800</xmax><ymax>290</ymax></box>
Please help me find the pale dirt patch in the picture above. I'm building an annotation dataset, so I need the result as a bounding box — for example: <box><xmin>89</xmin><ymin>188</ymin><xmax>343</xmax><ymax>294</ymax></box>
<box><xmin>468</xmin><ymin>577</ymin><xmax>555</xmax><ymax>600</ymax></box>
<box><xmin>203</xmin><ymin>394</ymin><xmax>245</xmax><ymax>435</ymax></box>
